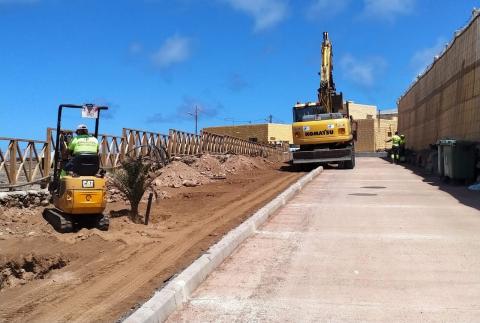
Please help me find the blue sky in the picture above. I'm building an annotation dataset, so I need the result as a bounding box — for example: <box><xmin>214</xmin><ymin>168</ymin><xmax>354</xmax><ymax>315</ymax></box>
<box><xmin>0</xmin><ymin>0</ymin><xmax>478</xmax><ymax>139</ymax></box>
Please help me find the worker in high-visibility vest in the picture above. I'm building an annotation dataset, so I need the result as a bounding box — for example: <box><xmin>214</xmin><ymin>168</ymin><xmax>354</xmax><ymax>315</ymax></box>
<box><xmin>64</xmin><ymin>124</ymin><xmax>99</xmax><ymax>174</ymax></box>
<box><xmin>386</xmin><ymin>131</ymin><xmax>401</xmax><ymax>163</ymax></box>
<box><xmin>399</xmin><ymin>134</ymin><xmax>406</xmax><ymax>162</ymax></box>
<box><xmin>68</xmin><ymin>124</ymin><xmax>99</xmax><ymax>155</ymax></box>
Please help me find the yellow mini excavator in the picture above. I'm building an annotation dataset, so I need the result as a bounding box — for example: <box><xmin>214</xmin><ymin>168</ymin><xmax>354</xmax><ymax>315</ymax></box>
<box><xmin>292</xmin><ymin>32</ymin><xmax>356</xmax><ymax>168</ymax></box>
<box><xmin>43</xmin><ymin>104</ymin><xmax>109</xmax><ymax>233</ymax></box>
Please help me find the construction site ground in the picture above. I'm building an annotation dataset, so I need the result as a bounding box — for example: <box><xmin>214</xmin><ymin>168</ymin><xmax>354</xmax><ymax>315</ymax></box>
<box><xmin>0</xmin><ymin>155</ymin><xmax>305</xmax><ymax>322</ymax></box>
<box><xmin>169</xmin><ymin>157</ymin><xmax>480</xmax><ymax>322</ymax></box>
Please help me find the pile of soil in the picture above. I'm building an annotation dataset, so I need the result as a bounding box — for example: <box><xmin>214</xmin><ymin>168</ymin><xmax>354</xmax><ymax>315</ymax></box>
<box><xmin>222</xmin><ymin>155</ymin><xmax>272</xmax><ymax>174</ymax></box>
<box><xmin>103</xmin><ymin>154</ymin><xmax>275</xmax><ymax>196</ymax></box>
<box><xmin>154</xmin><ymin>154</ymin><xmax>274</xmax><ymax>187</ymax></box>
<box><xmin>154</xmin><ymin>161</ymin><xmax>211</xmax><ymax>188</ymax></box>
<box><xmin>191</xmin><ymin>155</ymin><xmax>225</xmax><ymax>178</ymax></box>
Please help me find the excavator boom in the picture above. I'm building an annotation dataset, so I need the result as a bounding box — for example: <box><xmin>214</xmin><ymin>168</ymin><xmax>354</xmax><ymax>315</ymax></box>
<box><xmin>318</xmin><ymin>32</ymin><xmax>335</xmax><ymax>112</ymax></box>
<box><xmin>291</xmin><ymin>32</ymin><xmax>356</xmax><ymax>169</ymax></box>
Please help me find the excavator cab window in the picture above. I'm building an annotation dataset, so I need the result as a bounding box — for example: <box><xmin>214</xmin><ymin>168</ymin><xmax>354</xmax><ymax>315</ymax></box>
<box><xmin>293</xmin><ymin>105</ymin><xmax>325</xmax><ymax>122</ymax></box>
<box><xmin>293</xmin><ymin>105</ymin><xmax>343</xmax><ymax>122</ymax></box>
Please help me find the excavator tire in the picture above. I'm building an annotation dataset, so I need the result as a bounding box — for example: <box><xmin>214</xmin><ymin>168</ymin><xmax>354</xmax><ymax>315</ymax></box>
<box><xmin>42</xmin><ymin>208</ymin><xmax>74</xmax><ymax>233</ymax></box>
<box><xmin>343</xmin><ymin>154</ymin><xmax>355</xmax><ymax>169</ymax></box>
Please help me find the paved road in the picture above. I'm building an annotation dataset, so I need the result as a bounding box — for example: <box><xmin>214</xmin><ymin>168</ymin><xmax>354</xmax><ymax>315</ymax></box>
<box><xmin>168</xmin><ymin>158</ymin><xmax>480</xmax><ymax>322</ymax></box>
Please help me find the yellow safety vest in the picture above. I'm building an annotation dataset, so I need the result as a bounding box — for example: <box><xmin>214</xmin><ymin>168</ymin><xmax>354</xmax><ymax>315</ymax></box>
<box><xmin>68</xmin><ymin>135</ymin><xmax>99</xmax><ymax>155</ymax></box>
<box><xmin>392</xmin><ymin>135</ymin><xmax>401</xmax><ymax>146</ymax></box>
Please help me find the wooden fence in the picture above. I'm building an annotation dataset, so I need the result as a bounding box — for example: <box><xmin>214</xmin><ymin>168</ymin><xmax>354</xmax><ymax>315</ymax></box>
<box><xmin>1</xmin><ymin>127</ymin><xmax>288</xmax><ymax>189</ymax></box>
<box><xmin>0</xmin><ymin>137</ymin><xmax>51</xmax><ymax>189</ymax></box>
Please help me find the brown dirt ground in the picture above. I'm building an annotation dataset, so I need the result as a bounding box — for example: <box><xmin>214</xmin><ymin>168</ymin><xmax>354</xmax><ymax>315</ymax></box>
<box><xmin>0</xmin><ymin>162</ymin><xmax>304</xmax><ymax>323</ymax></box>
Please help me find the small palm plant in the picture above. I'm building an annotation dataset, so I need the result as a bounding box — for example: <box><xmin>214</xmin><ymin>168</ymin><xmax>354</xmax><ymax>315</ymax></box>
<box><xmin>112</xmin><ymin>157</ymin><xmax>154</xmax><ymax>223</ymax></box>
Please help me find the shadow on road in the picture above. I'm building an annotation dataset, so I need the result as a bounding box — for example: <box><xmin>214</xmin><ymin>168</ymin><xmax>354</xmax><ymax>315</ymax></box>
<box><xmin>390</xmin><ymin>159</ymin><xmax>480</xmax><ymax>212</ymax></box>
<box><xmin>279</xmin><ymin>163</ymin><xmax>338</xmax><ymax>173</ymax></box>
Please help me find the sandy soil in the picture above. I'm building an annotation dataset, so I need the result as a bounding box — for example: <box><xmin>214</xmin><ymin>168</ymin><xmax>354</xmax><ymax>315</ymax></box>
<box><xmin>0</xmin><ymin>161</ymin><xmax>304</xmax><ymax>322</ymax></box>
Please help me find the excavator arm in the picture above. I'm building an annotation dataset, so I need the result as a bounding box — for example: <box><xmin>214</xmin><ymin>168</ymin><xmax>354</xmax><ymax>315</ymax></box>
<box><xmin>317</xmin><ymin>32</ymin><xmax>342</xmax><ymax>114</ymax></box>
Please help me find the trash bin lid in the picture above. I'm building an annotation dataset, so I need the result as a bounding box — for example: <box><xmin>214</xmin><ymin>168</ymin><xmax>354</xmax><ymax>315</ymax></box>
<box><xmin>437</xmin><ymin>139</ymin><xmax>475</xmax><ymax>147</ymax></box>
<box><xmin>437</xmin><ymin>139</ymin><xmax>457</xmax><ymax>146</ymax></box>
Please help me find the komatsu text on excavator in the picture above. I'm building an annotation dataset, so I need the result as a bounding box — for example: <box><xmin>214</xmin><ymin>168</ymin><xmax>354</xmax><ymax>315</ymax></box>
<box><xmin>292</xmin><ymin>32</ymin><xmax>356</xmax><ymax>168</ymax></box>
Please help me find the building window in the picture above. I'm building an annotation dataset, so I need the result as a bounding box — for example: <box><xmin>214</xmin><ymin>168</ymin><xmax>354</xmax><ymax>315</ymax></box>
<box><xmin>249</xmin><ymin>137</ymin><xmax>258</xmax><ymax>142</ymax></box>
<box><xmin>387</xmin><ymin>132</ymin><xmax>392</xmax><ymax>137</ymax></box>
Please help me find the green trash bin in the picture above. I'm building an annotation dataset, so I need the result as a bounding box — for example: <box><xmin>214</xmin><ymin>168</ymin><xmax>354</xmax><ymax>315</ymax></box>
<box><xmin>437</xmin><ymin>139</ymin><xmax>476</xmax><ymax>181</ymax></box>
<box><xmin>437</xmin><ymin>144</ymin><xmax>444</xmax><ymax>176</ymax></box>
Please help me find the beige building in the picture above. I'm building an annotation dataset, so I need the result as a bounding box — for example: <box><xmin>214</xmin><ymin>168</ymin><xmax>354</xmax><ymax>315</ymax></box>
<box><xmin>204</xmin><ymin>103</ymin><xmax>397</xmax><ymax>151</ymax></box>
<box><xmin>346</xmin><ymin>102</ymin><xmax>377</xmax><ymax>120</ymax></box>
<box><xmin>203</xmin><ymin>123</ymin><xmax>293</xmax><ymax>144</ymax></box>
<box><xmin>355</xmin><ymin>118</ymin><xmax>398</xmax><ymax>152</ymax></box>
<box><xmin>346</xmin><ymin>102</ymin><xmax>398</xmax><ymax>152</ymax></box>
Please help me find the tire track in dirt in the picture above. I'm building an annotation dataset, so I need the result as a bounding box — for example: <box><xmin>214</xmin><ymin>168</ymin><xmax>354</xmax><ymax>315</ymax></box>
<box><xmin>64</xmin><ymin>172</ymin><xmax>301</xmax><ymax>323</ymax></box>
<box><xmin>0</xmin><ymin>169</ymin><xmax>303</xmax><ymax>323</ymax></box>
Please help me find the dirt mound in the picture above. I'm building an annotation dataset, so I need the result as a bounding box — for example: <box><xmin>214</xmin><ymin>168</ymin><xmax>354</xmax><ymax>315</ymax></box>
<box><xmin>0</xmin><ymin>254</ymin><xmax>69</xmax><ymax>290</ymax></box>
<box><xmin>154</xmin><ymin>161</ymin><xmax>211</xmax><ymax>188</ymax></box>
<box><xmin>191</xmin><ymin>154</ymin><xmax>226</xmax><ymax>178</ymax></box>
<box><xmin>222</xmin><ymin>155</ymin><xmax>272</xmax><ymax>174</ymax></box>
<box><xmin>104</xmin><ymin>154</ymin><xmax>275</xmax><ymax>195</ymax></box>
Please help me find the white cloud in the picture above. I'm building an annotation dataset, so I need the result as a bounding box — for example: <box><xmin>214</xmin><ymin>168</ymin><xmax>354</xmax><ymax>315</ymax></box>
<box><xmin>340</xmin><ymin>54</ymin><xmax>387</xmax><ymax>88</ymax></box>
<box><xmin>362</xmin><ymin>0</ymin><xmax>415</xmax><ymax>21</ymax></box>
<box><xmin>151</xmin><ymin>34</ymin><xmax>191</xmax><ymax>69</ymax></box>
<box><xmin>306</xmin><ymin>0</ymin><xmax>349</xmax><ymax>19</ymax></box>
<box><xmin>411</xmin><ymin>37</ymin><xmax>447</xmax><ymax>76</ymax></box>
<box><xmin>223</xmin><ymin>0</ymin><xmax>288</xmax><ymax>31</ymax></box>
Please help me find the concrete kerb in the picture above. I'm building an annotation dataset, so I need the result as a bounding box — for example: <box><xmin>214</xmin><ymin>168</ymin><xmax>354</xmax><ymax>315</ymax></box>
<box><xmin>124</xmin><ymin>166</ymin><xmax>323</xmax><ymax>323</ymax></box>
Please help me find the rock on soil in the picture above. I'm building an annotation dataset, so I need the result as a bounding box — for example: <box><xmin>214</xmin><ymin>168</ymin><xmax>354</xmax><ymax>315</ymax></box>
<box><xmin>0</xmin><ymin>190</ymin><xmax>50</xmax><ymax>208</ymax></box>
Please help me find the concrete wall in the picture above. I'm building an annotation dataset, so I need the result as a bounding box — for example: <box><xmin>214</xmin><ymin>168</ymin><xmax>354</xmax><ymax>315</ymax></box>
<box><xmin>398</xmin><ymin>10</ymin><xmax>480</xmax><ymax>150</ymax></box>
<box><xmin>203</xmin><ymin>123</ymin><xmax>293</xmax><ymax>144</ymax></box>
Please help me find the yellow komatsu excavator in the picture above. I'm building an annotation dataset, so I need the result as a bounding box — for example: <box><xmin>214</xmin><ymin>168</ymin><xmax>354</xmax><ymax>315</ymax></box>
<box><xmin>292</xmin><ymin>32</ymin><xmax>356</xmax><ymax>168</ymax></box>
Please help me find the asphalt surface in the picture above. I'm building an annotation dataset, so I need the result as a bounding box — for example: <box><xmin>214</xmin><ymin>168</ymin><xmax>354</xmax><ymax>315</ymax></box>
<box><xmin>168</xmin><ymin>158</ymin><xmax>480</xmax><ymax>322</ymax></box>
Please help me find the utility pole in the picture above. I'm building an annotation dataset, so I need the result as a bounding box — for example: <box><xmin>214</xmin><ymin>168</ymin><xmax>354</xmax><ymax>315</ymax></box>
<box><xmin>188</xmin><ymin>106</ymin><xmax>200</xmax><ymax>135</ymax></box>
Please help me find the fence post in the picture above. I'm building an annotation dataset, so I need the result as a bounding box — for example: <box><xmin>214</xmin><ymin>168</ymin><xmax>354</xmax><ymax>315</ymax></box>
<box><xmin>44</xmin><ymin>128</ymin><xmax>52</xmax><ymax>176</ymax></box>
<box><xmin>9</xmin><ymin>140</ymin><xmax>17</xmax><ymax>189</ymax></box>
<box><xmin>100</xmin><ymin>136</ymin><xmax>107</xmax><ymax>167</ymax></box>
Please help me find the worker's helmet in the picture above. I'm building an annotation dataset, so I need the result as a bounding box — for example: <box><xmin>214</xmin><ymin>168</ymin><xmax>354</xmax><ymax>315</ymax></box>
<box><xmin>76</xmin><ymin>124</ymin><xmax>88</xmax><ymax>134</ymax></box>
<box><xmin>400</xmin><ymin>134</ymin><xmax>405</xmax><ymax>139</ymax></box>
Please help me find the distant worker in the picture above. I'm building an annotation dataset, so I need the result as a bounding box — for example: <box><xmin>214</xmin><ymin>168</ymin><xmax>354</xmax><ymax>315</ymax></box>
<box><xmin>385</xmin><ymin>131</ymin><xmax>401</xmax><ymax>163</ymax></box>
<box><xmin>399</xmin><ymin>134</ymin><xmax>406</xmax><ymax>162</ymax></box>
<box><xmin>64</xmin><ymin>124</ymin><xmax>99</xmax><ymax>173</ymax></box>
